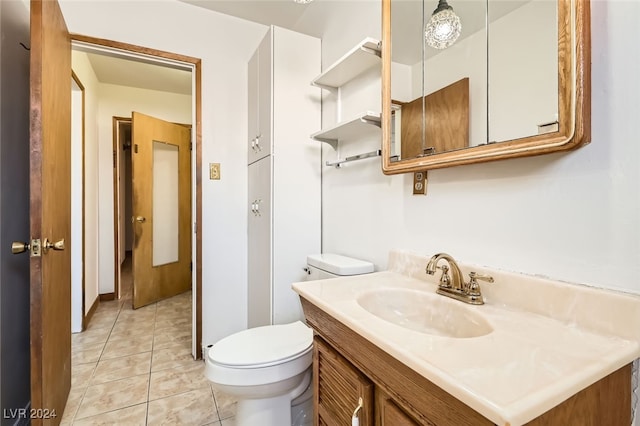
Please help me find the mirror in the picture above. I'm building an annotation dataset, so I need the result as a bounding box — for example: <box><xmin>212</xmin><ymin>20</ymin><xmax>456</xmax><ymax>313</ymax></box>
<box><xmin>381</xmin><ymin>0</ymin><xmax>590</xmax><ymax>174</ymax></box>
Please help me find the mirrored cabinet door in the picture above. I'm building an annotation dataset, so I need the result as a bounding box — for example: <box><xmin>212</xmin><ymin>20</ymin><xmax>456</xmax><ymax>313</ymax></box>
<box><xmin>381</xmin><ymin>0</ymin><xmax>591</xmax><ymax>174</ymax></box>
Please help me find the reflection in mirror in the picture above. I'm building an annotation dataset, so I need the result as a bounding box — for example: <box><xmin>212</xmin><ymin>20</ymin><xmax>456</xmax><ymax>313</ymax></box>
<box><xmin>488</xmin><ymin>1</ymin><xmax>558</xmax><ymax>143</ymax></box>
<box><xmin>381</xmin><ymin>0</ymin><xmax>590</xmax><ymax>174</ymax></box>
<box><xmin>389</xmin><ymin>0</ymin><xmax>489</xmax><ymax>161</ymax></box>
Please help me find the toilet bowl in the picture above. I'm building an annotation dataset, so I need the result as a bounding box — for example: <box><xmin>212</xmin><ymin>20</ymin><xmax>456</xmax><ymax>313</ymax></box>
<box><xmin>205</xmin><ymin>254</ymin><xmax>374</xmax><ymax>426</ymax></box>
<box><xmin>206</xmin><ymin>321</ymin><xmax>313</xmax><ymax>426</ymax></box>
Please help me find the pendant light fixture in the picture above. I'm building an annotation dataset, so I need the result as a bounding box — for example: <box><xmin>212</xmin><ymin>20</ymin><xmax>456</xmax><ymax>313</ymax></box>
<box><xmin>293</xmin><ymin>0</ymin><xmax>313</xmax><ymax>4</ymax></box>
<box><xmin>425</xmin><ymin>0</ymin><xmax>462</xmax><ymax>50</ymax></box>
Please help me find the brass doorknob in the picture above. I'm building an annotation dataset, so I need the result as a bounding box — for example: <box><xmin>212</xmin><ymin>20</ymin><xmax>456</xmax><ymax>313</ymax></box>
<box><xmin>133</xmin><ymin>216</ymin><xmax>146</xmax><ymax>223</ymax></box>
<box><xmin>12</xmin><ymin>241</ymin><xmax>30</xmax><ymax>254</ymax></box>
<box><xmin>43</xmin><ymin>238</ymin><xmax>65</xmax><ymax>252</ymax></box>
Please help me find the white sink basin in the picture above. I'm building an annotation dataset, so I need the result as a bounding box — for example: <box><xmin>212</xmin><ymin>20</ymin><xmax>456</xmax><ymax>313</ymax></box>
<box><xmin>357</xmin><ymin>288</ymin><xmax>493</xmax><ymax>338</ymax></box>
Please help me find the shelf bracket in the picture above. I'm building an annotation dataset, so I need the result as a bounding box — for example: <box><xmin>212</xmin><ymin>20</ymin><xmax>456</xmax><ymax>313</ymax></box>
<box><xmin>312</xmin><ymin>137</ymin><xmax>338</xmax><ymax>150</ymax></box>
<box><xmin>360</xmin><ymin>45</ymin><xmax>381</xmax><ymax>58</ymax></box>
<box><xmin>360</xmin><ymin>117</ymin><xmax>381</xmax><ymax>128</ymax></box>
<box><xmin>326</xmin><ymin>149</ymin><xmax>381</xmax><ymax>168</ymax></box>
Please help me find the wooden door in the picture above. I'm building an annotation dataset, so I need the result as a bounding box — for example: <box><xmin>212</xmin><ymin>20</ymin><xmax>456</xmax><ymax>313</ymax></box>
<box><xmin>131</xmin><ymin>112</ymin><xmax>191</xmax><ymax>309</ymax></box>
<box><xmin>400</xmin><ymin>77</ymin><xmax>469</xmax><ymax>158</ymax></box>
<box><xmin>29</xmin><ymin>0</ymin><xmax>72</xmax><ymax>422</ymax></box>
<box><xmin>376</xmin><ymin>391</ymin><xmax>419</xmax><ymax>426</ymax></box>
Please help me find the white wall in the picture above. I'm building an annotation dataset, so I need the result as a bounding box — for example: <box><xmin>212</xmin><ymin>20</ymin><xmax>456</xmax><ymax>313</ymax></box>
<box><xmin>320</xmin><ymin>0</ymin><xmax>640</xmax><ymax>300</ymax></box>
<box><xmin>60</xmin><ymin>0</ymin><xmax>640</xmax><ymax>350</ymax></box>
<box><xmin>71</xmin><ymin>51</ymin><xmax>100</xmax><ymax>318</ymax></box>
<box><xmin>60</xmin><ymin>0</ymin><xmax>267</xmax><ymax>345</ymax></box>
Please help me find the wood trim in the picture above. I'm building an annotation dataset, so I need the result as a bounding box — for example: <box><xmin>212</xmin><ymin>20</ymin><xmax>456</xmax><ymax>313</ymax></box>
<box><xmin>70</xmin><ymin>34</ymin><xmax>203</xmax><ymax>359</ymax></box>
<box><xmin>381</xmin><ymin>0</ymin><xmax>591</xmax><ymax>174</ymax></box>
<box><xmin>70</xmin><ymin>34</ymin><xmax>201</xmax><ymax>65</ymax></box>
<box><xmin>195</xmin><ymin>60</ymin><xmax>203</xmax><ymax>359</ymax></box>
<box><xmin>83</xmin><ymin>296</ymin><xmax>100</xmax><ymax>327</ymax></box>
<box><xmin>112</xmin><ymin>117</ymin><xmax>124</xmax><ymax>301</ymax></box>
<box><xmin>29</xmin><ymin>2</ymin><xmax>46</xmax><ymax>416</ymax></box>
<box><xmin>111</xmin><ymin>116</ymin><xmax>133</xmax><ymax>301</ymax></box>
<box><xmin>99</xmin><ymin>292</ymin><xmax>115</xmax><ymax>301</ymax></box>
<box><xmin>526</xmin><ymin>364</ymin><xmax>631</xmax><ymax>425</ymax></box>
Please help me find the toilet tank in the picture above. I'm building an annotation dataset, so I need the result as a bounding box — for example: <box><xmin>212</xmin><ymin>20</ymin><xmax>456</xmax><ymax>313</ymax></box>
<box><xmin>305</xmin><ymin>254</ymin><xmax>374</xmax><ymax>281</ymax></box>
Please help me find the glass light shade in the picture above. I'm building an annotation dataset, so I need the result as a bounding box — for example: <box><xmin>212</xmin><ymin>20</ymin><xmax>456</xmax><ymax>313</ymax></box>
<box><xmin>293</xmin><ymin>0</ymin><xmax>313</xmax><ymax>3</ymax></box>
<box><xmin>425</xmin><ymin>9</ymin><xmax>462</xmax><ymax>50</ymax></box>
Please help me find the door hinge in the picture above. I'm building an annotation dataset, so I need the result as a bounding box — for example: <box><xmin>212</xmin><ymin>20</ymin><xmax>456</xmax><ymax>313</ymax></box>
<box><xmin>190</xmin><ymin>262</ymin><xmax>193</xmax><ymax>272</ymax></box>
<box><xmin>190</xmin><ymin>142</ymin><xmax>193</xmax><ymax>151</ymax></box>
<box><xmin>134</xmin><ymin>144</ymin><xmax>139</xmax><ymax>154</ymax></box>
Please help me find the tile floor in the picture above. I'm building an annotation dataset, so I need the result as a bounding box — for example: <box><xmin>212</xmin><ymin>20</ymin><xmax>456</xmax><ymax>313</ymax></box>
<box><xmin>61</xmin><ymin>258</ymin><xmax>236</xmax><ymax>425</ymax></box>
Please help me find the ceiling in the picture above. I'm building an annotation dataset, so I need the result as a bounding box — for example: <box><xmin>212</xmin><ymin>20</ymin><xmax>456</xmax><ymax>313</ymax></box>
<box><xmin>75</xmin><ymin>0</ymin><xmax>532</xmax><ymax>92</ymax></box>
<box><xmin>178</xmin><ymin>0</ymin><xmax>322</xmax><ymax>33</ymax></box>
<box><xmin>82</xmin><ymin>50</ymin><xmax>193</xmax><ymax>95</ymax></box>
<box><xmin>73</xmin><ymin>0</ymin><xmax>327</xmax><ymax>94</ymax></box>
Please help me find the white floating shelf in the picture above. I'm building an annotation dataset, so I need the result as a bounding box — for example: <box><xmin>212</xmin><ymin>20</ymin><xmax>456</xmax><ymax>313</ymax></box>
<box><xmin>312</xmin><ymin>38</ymin><xmax>381</xmax><ymax>89</ymax></box>
<box><xmin>311</xmin><ymin>111</ymin><xmax>381</xmax><ymax>149</ymax></box>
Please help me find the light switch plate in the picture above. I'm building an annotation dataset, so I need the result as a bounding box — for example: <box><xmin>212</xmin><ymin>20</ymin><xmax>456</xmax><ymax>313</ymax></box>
<box><xmin>413</xmin><ymin>171</ymin><xmax>427</xmax><ymax>195</ymax></box>
<box><xmin>210</xmin><ymin>163</ymin><xmax>221</xmax><ymax>180</ymax></box>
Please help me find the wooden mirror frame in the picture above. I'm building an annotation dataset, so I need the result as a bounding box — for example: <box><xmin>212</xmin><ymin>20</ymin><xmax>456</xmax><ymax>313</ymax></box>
<box><xmin>381</xmin><ymin>0</ymin><xmax>591</xmax><ymax>174</ymax></box>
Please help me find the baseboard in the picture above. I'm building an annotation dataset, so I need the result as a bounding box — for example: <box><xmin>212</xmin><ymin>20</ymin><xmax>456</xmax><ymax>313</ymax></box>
<box><xmin>99</xmin><ymin>292</ymin><xmax>115</xmax><ymax>301</ymax></box>
<box><xmin>83</xmin><ymin>295</ymin><xmax>100</xmax><ymax>330</ymax></box>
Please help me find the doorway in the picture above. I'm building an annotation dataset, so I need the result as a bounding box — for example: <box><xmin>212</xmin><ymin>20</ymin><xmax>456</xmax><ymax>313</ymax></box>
<box><xmin>113</xmin><ymin>114</ymin><xmax>192</xmax><ymax>309</ymax></box>
<box><xmin>71</xmin><ymin>35</ymin><xmax>203</xmax><ymax>359</ymax></box>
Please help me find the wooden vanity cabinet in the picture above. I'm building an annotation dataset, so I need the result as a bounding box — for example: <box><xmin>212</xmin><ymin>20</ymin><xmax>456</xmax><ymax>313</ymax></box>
<box><xmin>376</xmin><ymin>390</ymin><xmax>420</xmax><ymax>426</ymax></box>
<box><xmin>302</xmin><ymin>298</ymin><xmax>633</xmax><ymax>426</ymax></box>
<box><xmin>314</xmin><ymin>337</ymin><xmax>374</xmax><ymax>425</ymax></box>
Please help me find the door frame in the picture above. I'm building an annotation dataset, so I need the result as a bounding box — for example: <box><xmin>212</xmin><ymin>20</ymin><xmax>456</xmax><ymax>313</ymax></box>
<box><xmin>112</xmin><ymin>116</ymin><xmax>130</xmax><ymax>302</ymax></box>
<box><xmin>72</xmin><ymin>34</ymin><xmax>203</xmax><ymax>359</ymax></box>
<box><xmin>71</xmin><ymin>71</ymin><xmax>87</xmax><ymax>331</ymax></box>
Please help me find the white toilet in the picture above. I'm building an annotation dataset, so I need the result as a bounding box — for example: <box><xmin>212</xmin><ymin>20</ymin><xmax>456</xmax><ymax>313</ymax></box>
<box><xmin>205</xmin><ymin>253</ymin><xmax>374</xmax><ymax>426</ymax></box>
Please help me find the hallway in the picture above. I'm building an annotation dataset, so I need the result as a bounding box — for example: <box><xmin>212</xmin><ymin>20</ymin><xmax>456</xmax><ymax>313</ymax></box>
<box><xmin>61</xmin><ymin>258</ymin><xmax>236</xmax><ymax>425</ymax></box>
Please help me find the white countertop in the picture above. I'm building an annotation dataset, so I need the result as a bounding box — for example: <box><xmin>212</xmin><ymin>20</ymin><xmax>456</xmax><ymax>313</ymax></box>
<box><xmin>292</xmin><ymin>250</ymin><xmax>640</xmax><ymax>425</ymax></box>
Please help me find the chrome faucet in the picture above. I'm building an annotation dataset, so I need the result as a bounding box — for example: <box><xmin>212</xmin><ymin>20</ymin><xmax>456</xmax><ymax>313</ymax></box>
<box><xmin>425</xmin><ymin>253</ymin><xmax>493</xmax><ymax>305</ymax></box>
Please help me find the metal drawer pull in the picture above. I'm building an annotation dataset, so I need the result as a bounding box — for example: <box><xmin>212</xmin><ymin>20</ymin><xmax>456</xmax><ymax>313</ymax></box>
<box><xmin>351</xmin><ymin>397</ymin><xmax>363</xmax><ymax>426</ymax></box>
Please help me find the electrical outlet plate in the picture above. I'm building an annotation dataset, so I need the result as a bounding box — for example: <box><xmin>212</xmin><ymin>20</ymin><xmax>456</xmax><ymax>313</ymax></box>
<box><xmin>210</xmin><ymin>163</ymin><xmax>220</xmax><ymax>180</ymax></box>
<box><xmin>413</xmin><ymin>171</ymin><xmax>427</xmax><ymax>195</ymax></box>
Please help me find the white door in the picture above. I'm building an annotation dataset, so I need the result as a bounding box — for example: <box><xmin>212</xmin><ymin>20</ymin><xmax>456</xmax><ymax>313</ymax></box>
<box><xmin>248</xmin><ymin>30</ymin><xmax>272</xmax><ymax>164</ymax></box>
<box><xmin>247</xmin><ymin>157</ymin><xmax>272</xmax><ymax>327</ymax></box>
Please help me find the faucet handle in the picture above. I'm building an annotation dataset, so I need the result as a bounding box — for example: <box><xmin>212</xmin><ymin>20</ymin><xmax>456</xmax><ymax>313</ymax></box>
<box><xmin>467</xmin><ymin>272</ymin><xmax>494</xmax><ymax>297</ymax></box>
<box><xmin>437</xmin><ymin>265</ymin><xmax>451</xmax><ymax>288</ymax></box>
<box><xmin>469</xmin><ymin>272</ymin><xmax>494</xmax><ymax>282</ymax></box>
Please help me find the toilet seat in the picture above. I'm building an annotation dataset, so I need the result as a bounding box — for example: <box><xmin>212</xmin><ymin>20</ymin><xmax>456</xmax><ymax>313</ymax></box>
<box><xmin>205</xmin><ymin>321</ymin><xmax>314</xmax><ymax>387</ymax></box>
<box><xmin>208</xmin><ymin>321</ymin><xmax>313</xmax><ymax>368</ymax></box>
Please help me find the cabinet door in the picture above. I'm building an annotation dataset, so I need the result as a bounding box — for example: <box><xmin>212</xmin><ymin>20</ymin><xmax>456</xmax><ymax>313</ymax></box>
<box><xmin>248</xmin><ymin>30</ymin><xmax>273</xmax><ymax>164</ymax></box>
<box><xmin>247</xmin><ymin>48</ymin><xmax>259</xmax><ymax>164</ymax></box>
<box><xmin>376</xmin><ymin>390</ymin><xmax>419</xmax><ymax>426</ymax></box>
<box><xmin>256</xmin><ymin>30</ymin><xmax>272</xmax><ymax>160</ymax></box>
<box><xmin>314</xmin><ymin>337</ymin><xmax>373</xmax><ymax>426</ymax></box>
<box><xmin>247</xmin><ymin>157</ymin><xmax>271</xmax><ymax>327</ymax></box>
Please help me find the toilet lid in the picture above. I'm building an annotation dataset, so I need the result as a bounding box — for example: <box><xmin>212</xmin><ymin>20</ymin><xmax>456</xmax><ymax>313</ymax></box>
<box><xmin>209</xmin><ymin>321</ymin><xmax>313</xmax><ymax>368</ymax></box>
